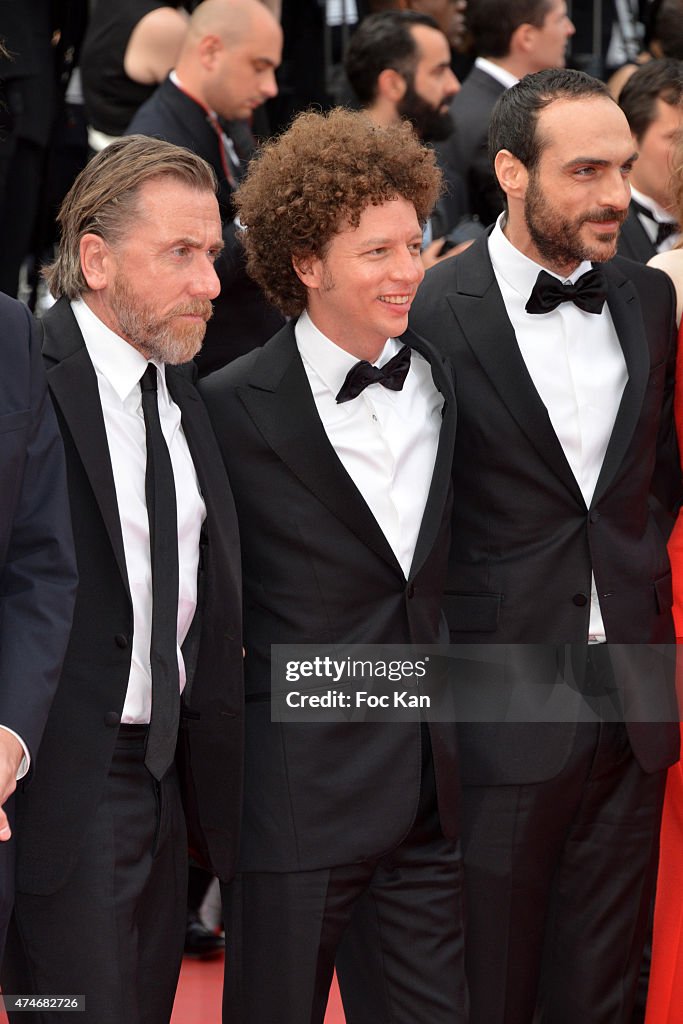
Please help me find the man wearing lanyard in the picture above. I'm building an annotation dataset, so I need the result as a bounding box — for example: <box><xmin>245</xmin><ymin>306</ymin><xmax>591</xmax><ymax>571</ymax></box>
<box><xmin>128</xmin><ymin>0</ymin><xmax>285</xmax><ymax>374</ymax></box>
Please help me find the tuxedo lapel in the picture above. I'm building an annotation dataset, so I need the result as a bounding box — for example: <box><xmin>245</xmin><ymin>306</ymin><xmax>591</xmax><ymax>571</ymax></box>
<box><xmin>404</xmin><ymin>328</ymin><xmax>456</xmax><ymax>579</ymax></box>
<box><xmin>165</xmin><ymin>366</ymin><xmax>228</xmax><ymax>527</ymax></box>
<box><xmin>592</xmin><ymin>261</ymin><xmax>650</xmax><ymax>503</ymax></box>
<box><xmin>447</xmin><ymin>240</ymin><xmax>585</xmax><ymax>504</ymax></box>
<box><xmin>41</xmin><ymin>299</ymin><xmax>129</xmax><ymax>594</ymax></box>
<box><xmin>237</xmin><ymin>323</ymin><xmax>403</xmax><ymax>575</ymax></box>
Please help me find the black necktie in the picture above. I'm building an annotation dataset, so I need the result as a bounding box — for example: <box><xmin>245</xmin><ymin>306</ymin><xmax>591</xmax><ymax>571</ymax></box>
<box><xmin>525</xmin><ymin>268</ymin><xmax>608</xmax><ymax>315</ymax></box>
<box><xmin>335</xmin><ymin>345</ymin><xmax>412</xmax><ymax>404</ymax></box>
<box><xmin>631</xmin><ymin>199</ymin><xmax>679</xmax><ymax>249</ymax></box>
<box><xmin>140</xmin><ymin>364</ymin><xmax>180</xmax><ymax>780</ymax></box>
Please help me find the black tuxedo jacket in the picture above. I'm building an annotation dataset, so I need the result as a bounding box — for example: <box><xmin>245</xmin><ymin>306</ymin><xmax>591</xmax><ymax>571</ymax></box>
<box><xmin>0</xmin><ymin>295</ymin><xmax>76</xmax><ymax>763</ymax></box>
<box><xmin>438</xmin><ymin>66</ymin><xmax>506</xmax><ymax>228</ymax></box>
<box><xmin>15</xmin><ymin>298</ymin><xmax>244</xmax><ymax>894</ymax></box>
<box><xmin>200</xmin><ymin>320</ymin><xmax>460</xmax><ymax>872</ymax></box>
<box><xmin>617</xmin><ymin>203</ymin><xmax>658</xmax><ymax>263</ymax></box>
<box><xmin>410</xmin><ymin>238</ymin><xmax>681</xmax><ymax>782</ymax></box>
<box><xmin>127</xmin><ymin>77</ymin><xmax>284</xmax><ymax>373</ymax></box>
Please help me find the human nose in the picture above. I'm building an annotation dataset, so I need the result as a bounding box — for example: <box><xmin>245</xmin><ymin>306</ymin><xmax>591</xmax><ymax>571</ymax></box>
<box><xmin>190</xmin><ymin>256</ymin><xmax>221</xmax><ymax>300</ymax></box>
<box><xmin>566</xmin><ymin>16</ymin><xmax>576</xmax><ymax>36</ymax></box>
<box><xmin>601</xmin><ymin>171</ymin><xmax>631</xmax><ymax>211</ymax></box>
<box><xmin>445</xmin><ymin>69</ymin><xmax>460</xmax><ymax>99</ymax></box>
<box><xmin>261</xmin><ymin>69</ymin><xmax>278</xmax><ymax>100</ymax></box>
<box><xmin>392</xmin><ymin>246</ymin><xmax>424</xmax><ymax>285</ymax></box>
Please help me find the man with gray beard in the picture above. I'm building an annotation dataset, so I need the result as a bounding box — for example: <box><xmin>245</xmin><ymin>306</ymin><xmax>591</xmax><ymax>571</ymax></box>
<box><xmin>1</xmin><ymin>135</ymin><xmax>244</xmax><ymax>1024</ymax></box>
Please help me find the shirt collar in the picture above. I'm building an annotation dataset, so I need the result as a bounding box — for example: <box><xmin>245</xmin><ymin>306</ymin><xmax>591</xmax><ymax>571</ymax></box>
<box><xmin>488</xmin><ymin>214</ymin><xmax>594</xmax><ymax>302</ymax></box>
<box><xmin>630</xmin><ymin>185</ymin><xmax>678</xmax><ymax>225</ymax></box>
<box><xmin>475</xmin><ymin>57</ymin><xmax>519</xmax><ymax>91</ymax></box>
<box><xmin>71</xmin><ymin>297</ymin><xmax>164</xmax><ymax>403</ymax></box>
<box><xmin>294</xmin><ymin>310</ymin><xmax>399</xmax><ymax>399</ymax></box>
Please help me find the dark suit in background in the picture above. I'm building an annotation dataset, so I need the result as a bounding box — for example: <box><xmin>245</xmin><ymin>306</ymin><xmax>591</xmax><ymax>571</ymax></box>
<box><xmin>405</xmin><ymin>236</ymin><xmax>681</xmax><ymax>1022</ymax></box>
<box><xmin>0</xmin><ymin>293</ymin><xmax>76</xmax><ymax>955</ymax></box>
<box><xmin>2</xmin><ymin>298</ymin><xmax>243</xmax><ymax>1022</ymax></box>
<box><xmin>438</xmin><ymin>65</ymin><xmax>506</xmax><ymax>226</ymax></box>
<box><xmin>127</xmin><ymin>77</ymin><xmax>284</xmax><ymax>374</ymax></box>
<box><xmin>200</xmin><ymin>320</ymin><xmax>466</xmax><ymax>1024</ymax></box>
<box><xmin>617</xmin><ymin>203</ymin><xmax>658</xmax><ymax>262</ymax></box>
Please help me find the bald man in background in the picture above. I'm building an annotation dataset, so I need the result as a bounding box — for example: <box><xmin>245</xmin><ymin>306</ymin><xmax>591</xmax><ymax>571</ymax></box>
<box><xmin>128</xmin><ymin>0</ymin><xmax>285</xmax><ymax>374</ymax></box>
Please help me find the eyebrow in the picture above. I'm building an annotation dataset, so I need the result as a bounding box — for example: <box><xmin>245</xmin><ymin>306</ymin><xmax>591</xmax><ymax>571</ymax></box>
<box><xmin>562</xmin><ymin>151</ymin><xmax>639</xmax><ymax>169</ymax></box>
<box><xmin>170</xmin><ymin>235</ymin><xmax>225</xmax><ymax>251</ymax></box>
<box><xmin>359</xmin><ymin>234</ymin><xmax>422</xmax><ymax>246</ymax></box>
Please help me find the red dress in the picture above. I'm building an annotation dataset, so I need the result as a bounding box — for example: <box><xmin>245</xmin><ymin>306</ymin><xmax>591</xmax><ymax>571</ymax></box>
<box><xmin>646</xmin><ymin>317</ymin><xmax>683</xmax><ymax>1024</ymax></box>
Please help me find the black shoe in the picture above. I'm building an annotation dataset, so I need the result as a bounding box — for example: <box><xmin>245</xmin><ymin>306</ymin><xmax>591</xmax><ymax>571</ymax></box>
<box><xmin>184</xmin><ymin>912</ymin><xmax>225</xmax><ymax>959</ymax></box>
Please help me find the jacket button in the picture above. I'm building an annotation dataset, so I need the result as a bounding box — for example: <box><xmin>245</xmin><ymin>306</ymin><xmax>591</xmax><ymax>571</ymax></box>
<box><xmin>407</xmin><ymin>583</ymin><xmax>415</xmax><ymax>599</ymax></box>
<box><xmin>104</xmin><ymin>711</ymin><xmax>121</xmax><ymax>727</ymax></box>
<box><xmin>589</xmin><ymin>510</ymin><xmax>601</xmax><ymax>523</ymax></box>
<box><xmin>572</xmin><ymin>593</ymin><xmax>588</xmax><ymax>607</ymax></box>
<box><xmin>114</xmin><ymin>634</ymin><xmax>128</xmax><ymax>649</ymax></box>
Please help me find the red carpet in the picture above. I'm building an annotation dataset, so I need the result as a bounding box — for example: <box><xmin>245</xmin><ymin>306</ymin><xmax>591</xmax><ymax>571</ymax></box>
<box><xmin>171</xmin><ymin>956</ymin><xmax>346</xmax><ymax>1024</ymax></box>
<box><xmin>0</xmin><ymin>959</ymin><xmax>345</xmax><ymax>1022</ymax></box>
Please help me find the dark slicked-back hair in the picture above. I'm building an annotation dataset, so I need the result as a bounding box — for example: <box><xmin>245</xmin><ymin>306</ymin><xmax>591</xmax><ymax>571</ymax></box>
<box><xmin>467</xmin><ymin>0</ymin><xmax>552</xmax><ymax>57</ymax></box>
<box><xmin>619</xmin><ymin>59</ymin><xmax>683</xmax><ymax>140</ymax></box>
<box><xmin>235</xmin><ymin>107</ymin><xmax>442</xmax><ymax>317</ymax></box>
<box><xmin>650</xmin><ymin>0</ymin><xmax>683</xmax><ymax>59</ymax></box>
<box><xmin>488</xmin><ymin>68</ymin><xmax>611</xmax><ymax>172</ymax></box>
<box><xmin>344</xmin><ymin>10</ymin><xmax>440</xmax><ymax>106</ymax></box>
<box><xmin>44</xmin><ymin>135</ymin><xmax>217</xmax><ymax>299</ymax></box>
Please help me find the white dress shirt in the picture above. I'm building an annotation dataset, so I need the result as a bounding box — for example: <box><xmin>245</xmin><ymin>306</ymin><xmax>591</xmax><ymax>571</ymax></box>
<box><xmin>474</xmin><ymin>57</ymin><xmax>519</xmax><ymax>91</ymax></box>
<box><xmin>295</xmin><ymin>311</ymin><xmax>443</xmax><ymax>579</ymax></box>
<box><xmin>72</xmin><ymin>299</ymin><xmax>206</xmax><ymax>723</ymax></box>
<box><xmin>630</xmin><ymin>185</ymin><xmax>681</xmax><ymax>254</ymax></box>
<box><xmin>488</xmin><ymin>218</ymin><xmax>628</xmax><ymax>640</ymax></box>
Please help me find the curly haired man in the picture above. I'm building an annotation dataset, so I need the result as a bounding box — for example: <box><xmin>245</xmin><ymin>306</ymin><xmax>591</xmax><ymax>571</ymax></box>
<box><xmin>200</xmin><ymin>108</ymin><xmax>467</xmax><ymax>1024</ymax></box>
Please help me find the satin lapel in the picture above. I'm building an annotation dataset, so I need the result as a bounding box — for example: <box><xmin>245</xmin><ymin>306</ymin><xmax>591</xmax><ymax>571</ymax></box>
<box><xmin>238</xmin><ymin>324</ymin><xmax>404</xmax><ymax>577</ymax></box>
<box><xmin>592</xmin><ymin>262</ymin><xmax>649</xmax><ymax>503</ymax></box>
<box><xmin>405</xmin><ymin>328</ymin><xmax>456</xmax><ymax>580</ymax></box>
<box><xmin>165</xmin><ymin>366</ymin><xmax>226</xmax><ymax>521</ymax></box>
<box><xmin>41</xmin><ymin>300</ymin><xmax>129</xmax><ymax>595</ymax></box>
<box><xmin>449</xmin><ymin>242</ymin><xmax>584</xmax><ymax>503</ymax></box>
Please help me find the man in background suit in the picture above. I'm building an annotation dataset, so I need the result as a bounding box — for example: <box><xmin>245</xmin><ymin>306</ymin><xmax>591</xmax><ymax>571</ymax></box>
<box><xmin>2</xmin><ymin>136</ymin><xmax>243</xmax><ymax>1023</ymax></box>
<box><xmin>438</xmin><ymin>0</ymin><xmax>575</xmax><ymax>226</ymax></box>
<box><xmin>200</xmin><ymin>108</ymin><xmax>466</xmax><ymax>1024</ymax></box>
<box><xmin>128</xmin><ymin>0</ymin><xmax>285</xmax><ymax>375</ymax></box>
<box><xmin>617</xmin><ymin>58</ymin><xmax>683</xmax><ymax>263</ymax></box>
<box><xmin>343</xmin><ymin>11</ymin><xmax>471</xmax><ymax>265</ymax></box>
<box><xmin>0</xmin><ymin>293</ymin><xmax>76</xmax><ymax>956</ymax></box>
<box><xmin>410</xmin><ymin>69</ymin><xmax>681</xmax><ymax>1023</ymax></box>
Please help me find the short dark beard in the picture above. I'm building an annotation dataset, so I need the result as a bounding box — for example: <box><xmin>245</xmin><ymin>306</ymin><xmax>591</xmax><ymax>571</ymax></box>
<box><xmin>524</xmin><ymin>169</ymin><xmax>627</xmax><ymax>270</ymax></box>
<box><xmin>397</xmin><ymin>81</ymin><xmax>454</xmax><ymax>143</ymax></box>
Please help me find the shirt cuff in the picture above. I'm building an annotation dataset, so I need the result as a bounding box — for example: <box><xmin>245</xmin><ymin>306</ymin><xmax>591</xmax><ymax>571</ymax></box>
<box><xmin>0</xmin><ymin>726</ymin><xmax>30</xmax><ymax>780</ymax></box>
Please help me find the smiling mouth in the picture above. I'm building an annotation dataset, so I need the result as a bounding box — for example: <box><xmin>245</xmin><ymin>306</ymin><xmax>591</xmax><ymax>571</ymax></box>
<box><xmin>379</xmin><ymin>295</ymin><xmax>411</xmax><ymax>305</ymax></box>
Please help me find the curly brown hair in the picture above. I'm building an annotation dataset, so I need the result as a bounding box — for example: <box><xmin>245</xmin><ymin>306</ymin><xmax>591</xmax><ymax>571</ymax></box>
<box><xmin>234</xmin><ymin>107</ymin><xmax>442</xmax><ymax>316</ymax></box>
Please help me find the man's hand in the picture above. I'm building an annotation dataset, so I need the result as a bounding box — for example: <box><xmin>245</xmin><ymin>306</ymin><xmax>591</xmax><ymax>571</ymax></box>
<box><xmin>0</xmin><ymin>729</ymin><xmax>24</xmax><ymax>840</ymax></box>
<box><xmin>421</xmin><ymin>237</ymin><xmax>474</xmax><ymax>270</ymax></box>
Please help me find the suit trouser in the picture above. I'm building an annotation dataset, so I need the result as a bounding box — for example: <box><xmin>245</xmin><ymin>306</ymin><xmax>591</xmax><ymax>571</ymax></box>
<box><xmin>461</xmin><ymin>708</ymin><xmax>666</xmax><ymax>1024</ymax></box>
<box><xmin>2</xmin><ymin>727</ymin><xmax>187</xmax><ymax>1024</ymax></box>
<box><xmin>0</xmin><ymin>796</ymin><xmax>16</xmax><ymax>959</ymax></box>
<box><xmin>223</xmin><ymin>740</ymin><xmax>468</xmax><ymax>1024</ymax></box>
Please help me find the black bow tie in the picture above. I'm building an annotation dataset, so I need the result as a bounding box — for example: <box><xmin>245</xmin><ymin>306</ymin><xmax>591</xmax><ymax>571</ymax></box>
<box><xmin>631</xmin><ymin>199</ymin><xmax>679</xmax><ymax>249</ymax></box>
<box><xmin>335</xmin><ymin>345</ymin><xmax>412</xmax><ymax>404</ymax></box>
<box><xmin>525</xmin><ymin>267</ymin><xmax>608</xmax><ymax>315</ymax></box>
